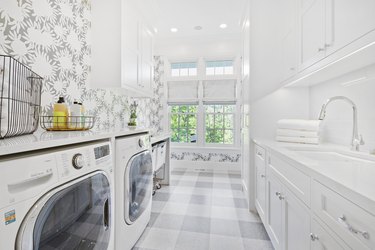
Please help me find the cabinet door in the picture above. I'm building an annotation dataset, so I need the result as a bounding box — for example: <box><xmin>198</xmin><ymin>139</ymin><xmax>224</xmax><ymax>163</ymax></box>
<box><xmin>139</xmin><ymin>60</ymin><xmax>152</xmax><ymax>90</ymax></box>
<box><xmin>283</xmin><ymin>187</ymin><xmax>310</xmax><ymax>250</ymax></box>
<box><xmin>255</xmin><ymin>163</ymin><xmax>266</xmax><ymax>221</ymax></box>
<box><xmin>123</xmin><ymin>1</ymin><xmax>139</xmax><ymax>52</ymax></box>
<box><xmin>122</xmin><ymin>50</ymin><xmax>139</xmax><ymax>88</ymax></box>
<box><xmin>311</xmin><ymin>218</ymin><xmax>349</xmax><ymax>250</ymax></box>
<box><xmin>301</xmin><ymin>0</ymin><xmax>326</xmax><ymax>68</ymax></box>
<box><xmin>326</xmin><ymin>0</ymin><xmax>375</xmax><ymax>55</ymax></box>
<box><xmin>266</xmin><ymin>172</ymin><xmax>284</xmax><ymax>250</ymax></box>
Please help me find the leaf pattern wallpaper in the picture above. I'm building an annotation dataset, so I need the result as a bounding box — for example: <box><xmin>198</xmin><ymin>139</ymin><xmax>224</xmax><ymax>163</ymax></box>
<box><xmin>0</xmin><ymin>0</ymin><xmax>239</xmax><ymax>163</ymax></box>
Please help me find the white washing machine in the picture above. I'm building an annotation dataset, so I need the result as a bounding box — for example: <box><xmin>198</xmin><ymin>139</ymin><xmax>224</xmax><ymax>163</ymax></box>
<box><xmin>115</xmin><ymin>133</ymin><xmax>153</xmax><ymax>250</ymax></box>
<box><xmin>0</xmin><ymin>140</ymin><xmax>115</xmax><ymax>250</ymax></box>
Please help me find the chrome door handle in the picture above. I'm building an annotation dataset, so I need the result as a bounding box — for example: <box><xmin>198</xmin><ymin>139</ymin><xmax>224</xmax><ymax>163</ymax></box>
<box><xmin>338</xmin><ymin>215</ymin><xmax>369</xmax><ymax>239</ymax></box>
<box><xmin>310</xmin><ymin>233</ymin><xmax>319</xmax><ymax>241</ymax></box>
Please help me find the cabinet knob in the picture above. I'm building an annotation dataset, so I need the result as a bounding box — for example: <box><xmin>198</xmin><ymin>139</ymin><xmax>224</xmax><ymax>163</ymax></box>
<box><xmin>275</xmin><ymin>192</ymin><xmax>284</xmax><ymax>200</ymax></box>
<box><xmin>310</xmin><ymin>233</ymin><xmax>319</xmax><ymax>241</ymax></box>
<box><xmin>318</xmin><ymin>47</ymin><xmax>325</xmax><ymax>52</ymax></box>
<box><xmin>260</xmin><ymin>174</ymin><xmax>266</xmax><ymax>178</ymax></box>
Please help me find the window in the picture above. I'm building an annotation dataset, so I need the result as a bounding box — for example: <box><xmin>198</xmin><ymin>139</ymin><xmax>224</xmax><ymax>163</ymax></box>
<box><xmin>170</xmin><ymin>105</ymin><xmax>197</xmax><ymax>143</ymax></box>
<box><xmin>171</xmin><ymin>62</ymin><xmax>197</xmax><ymax>77</ymax></box>
<box><xmin>206</xmin><ymin>60</ymin><xmax>234</xmax><ymax>75</ymax></box>
<box><xmin>205</xmin><ymin>104</ymin><xmax>235</xmax><ymax>144</ymax></box>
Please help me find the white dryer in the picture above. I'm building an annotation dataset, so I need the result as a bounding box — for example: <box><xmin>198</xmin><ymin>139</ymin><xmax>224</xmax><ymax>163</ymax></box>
<box><xmin>0</xmin><ymin>140</ymin><xmax>114</xmax><ymax>250</ymax></box>
<box><xmin>115</xmin><ymin>133</ymin><xmax>153</xmax><ymax>250</ymax></box>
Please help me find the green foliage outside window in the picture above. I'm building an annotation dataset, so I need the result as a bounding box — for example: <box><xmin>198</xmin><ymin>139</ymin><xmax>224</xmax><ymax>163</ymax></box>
<box><xmin>205</xmin><ymin>105</ymin><xmax>234</xmax><ymax>144</ymax></box>
<box><xmin>170</xmin><ymin>105</ymin><xmax>197</xmax><ymax>143</ymax></box>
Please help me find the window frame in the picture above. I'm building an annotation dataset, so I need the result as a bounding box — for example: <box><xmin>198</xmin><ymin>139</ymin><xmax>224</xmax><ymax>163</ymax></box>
<box><xmin>169</xmin><ymin>104</ymin><xmax>198</xmax><ymax>145</ymax></box>
<box><xmin>167</xmin><ymin>57</ymin><xmax>240</xmax><ymax>149</ymax></box>
<box><xmin>204</xmin><ymin>104</ymin><xmax>236</xmax><ymax>146</ymax></box>
<box><xmin>205</xmin><ymin>60</ymin><xmax>235</xmax><ymax>76</ymax></box>
<box><xmin>170</xmin><ymin>62</ymin><xmax>198</xmax><ymax>77</ymax></box>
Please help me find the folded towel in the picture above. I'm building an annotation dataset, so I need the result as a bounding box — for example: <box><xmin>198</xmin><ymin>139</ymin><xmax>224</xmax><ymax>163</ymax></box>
<box><xmin>276</xmin><ymin>136</ymin><xmax>319</xmax><ymax>145</ymax></box>
<box><xmin>277</xmin><ymin>119</ymin><xmax>321</xmax><ymax>131</ymax></box>
<box><xmin>277</xmin><ymin>129</ymin><xmax>319</xmax><ymax>138</ymax></box>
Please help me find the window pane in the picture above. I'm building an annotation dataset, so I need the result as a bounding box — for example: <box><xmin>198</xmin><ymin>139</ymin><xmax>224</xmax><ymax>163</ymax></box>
<box><xmin>179</xmin><ymin>129</ymin><xmax>188</xmax><ymax>142</ymax></box>
<box><xmin>179</xmin><ymin>105</ymin><xmax>188</xmax><ymax>113</ymax></box>
<box><xmin>188</xmin><ymin>106</ymin><xmax>197</xmax><ymax>113</ymax></box>
<box><xmin>214</xmin><ymin>105</ymin><xmax>223</xmax><ymax>113</ymax></box>
<box><xmin>187</xmin><ymin>115</ymin><xmax>197</xmax><ymax>128</ymax></box>
<box><xmin>224</xmin><ymin>130</ymin><xmax>234</xmax><ymax>144</ymax></box>
<box><xmin>207</xmin><ymin>129</ymin><xmax>223</xmax><ymax>143</ymax></box>
<box><xmin>206</xmin><ymin>114</ymin><xmax>214</xmax><ymax>128</ymax></box>
<box><xmin>171</xmin><ymin>114</ymin><xmax>179</xmax><ymax>128</ymax></box>
<box><xmin>180</xmin><ymin>114</ymin><xmax>188</xmax><ymax>127</ymax></box>
<box><xmin>206</xmin><ymin>67</ymin><xmax>214</xmax><ymax>75</ymax></box>
<box><xmin>188</xmin><ymin>129</ymin><xmax>197</xmax><ymax>143</ymax></box>
<box><xmin>205</xmin><ymin>129</ymin><xmax>215</xmax><ymax>143</ymax></box>
<box><xmin>215</xmin><ymin>67</ymin><xmax>224</xmax><ymax>75</ymax></box>
<box><xmin>205</xmin><ymin>105</ymin><xmax>215</xmax><ymax>113</ymax></box>
<box><xmin>171</xmin><ymin>106</ymin><xmax>179</xmax><ymax>113</ymax></box>
<box><xmin>215</xmin><ymin>115</ymin><xmax>223</xmax><ymax>128</ymax></box>
<box><xmin>180</xmin><ymin>68</ymin><xmax>188</xmax><ymax>76</ymax></box>
<box><xmin>171</xmin><ymin>68</ymin><xmax>180</xmax><ymax>77</ymax></box>
<box><xmin>189</xmin><ymin>68</ymin><xmax>197</xmax><ymax>76</ymax></box>
<box><xmin>224</xmin><ymin>66</ymin><xmax>234</xmax><ymax>75</ymax></box>
<box><xmin>224</xmin><ymin>105</ymin><xmax>235</xmax><ymax>113</ymax></box>
<box><xmin>224</xmin><ymin>114</ymin><xmax>234</xmax><ymax>129</ymax></box>
<box><xmin>171</xmin><ymin>129</ymin><xmax>179</xmax><ymax>142</ymax></box>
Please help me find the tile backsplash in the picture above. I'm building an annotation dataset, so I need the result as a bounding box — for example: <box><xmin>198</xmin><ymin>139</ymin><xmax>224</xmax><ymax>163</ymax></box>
<box><xmin>0</xmin><ymin>0</ymin><xmax>164</xmax><ymax>132</ymax></box>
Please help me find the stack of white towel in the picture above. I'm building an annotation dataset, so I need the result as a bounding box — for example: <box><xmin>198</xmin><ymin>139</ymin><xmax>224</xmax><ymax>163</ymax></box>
<box><xmin>276</xmin><ymin>119</ymin><xmax>321</xmax><ymax>144</ymax></box>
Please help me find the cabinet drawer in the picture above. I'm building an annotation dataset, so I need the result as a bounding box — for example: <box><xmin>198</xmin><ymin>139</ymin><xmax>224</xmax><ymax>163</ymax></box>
<box><xmin>268</xmin><ymin>154</ymin><xmax>311</xmax><ymax>206</ymax></box>
<box><xmin>311</xmin><ymin>217</ymin><xmax>350</xmax><ymax>250</ymax></box>
<box><xmin>312</xmin><ymin>180</ymin><xmax>375</xmax><ymax>249</ymax></box>
<box><xmin>255</xmin><ymin>144</ymin><xmax>266</xmax><ymax>169</ymax></box>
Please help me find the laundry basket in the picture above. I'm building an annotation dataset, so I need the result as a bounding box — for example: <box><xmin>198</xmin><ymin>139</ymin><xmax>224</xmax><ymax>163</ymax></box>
<box><xmin>0</xmin><ymin>55</ymin><xmax>43</xmax><ymax>139</ymax></box>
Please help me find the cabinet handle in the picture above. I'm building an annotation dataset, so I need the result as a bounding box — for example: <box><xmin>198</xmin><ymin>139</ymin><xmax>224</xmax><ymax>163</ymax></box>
<box><xmin>275</xmin><ymin>192</ymin><xmax>284</xmax><ymax>200</ymax></box>
<box><xmin>260</xmin><ymin>174</ymin><xmax>266</xmax><ymax>178</ymax></box>
<box><xmin>325</xmin><ymin>43</ymin><xmax>331</xmax><ymax>48</ymax></box>
<box><xmin>310</xmin><ymin>233</ymin><xmax>319</xmax><ymax>241</ymax></box>
<box><xmin>318</xmin><ymin>47</ymin><xmax>325</xmax><ymax>52</ymax></box>
<box><xmin>257</xmin><ymin>151</ymin><xmax>263</xmax><ymax>157</ymax></box>
<box><xmin>289</xmin><ymin>67</ymin><xmax>295</xmax><ymax>71</ymax></box>
<box><xmin>338</xmin><ymin>215</ymin><xmax>370</xmax><ymax>239</ymax></box>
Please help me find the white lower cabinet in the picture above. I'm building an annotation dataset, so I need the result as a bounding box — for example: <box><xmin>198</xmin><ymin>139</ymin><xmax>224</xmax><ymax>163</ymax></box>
<box><xmin>254</xmin><ymin>143</ymin><xmax>375</xmax><ymax>250</ymax></box>
<box><xmin>266</xmin><ymin>167</ymin><xmax>310</xmax><ymax>250</ymax></box>
<box><xmin>266</xmin><ymin>171</ymin><xmax>284</xmax><ymax>249</ymax></box>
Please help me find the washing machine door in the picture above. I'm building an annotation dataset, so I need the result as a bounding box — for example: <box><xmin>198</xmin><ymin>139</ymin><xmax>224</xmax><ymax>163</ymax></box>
<box><xmin>125</xmin><ymin>150</ymin><xmax>153</xmax><ymax>225</ymax></box>
<box><xmin>16</xmin><ymin>171</ymin><xmax>111</xmax><ymax>250</ymax></box>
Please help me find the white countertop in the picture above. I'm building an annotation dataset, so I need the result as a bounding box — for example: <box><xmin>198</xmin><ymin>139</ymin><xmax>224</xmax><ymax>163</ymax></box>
<box><xmin>254</xmin><ymin>138</ymin><xmax>375</xmax><ymax>215</ymax></box>
<box><xmin>0</xmin><ymin>127</ymin><xmax>149</xmax><ymax>157</ymax></box>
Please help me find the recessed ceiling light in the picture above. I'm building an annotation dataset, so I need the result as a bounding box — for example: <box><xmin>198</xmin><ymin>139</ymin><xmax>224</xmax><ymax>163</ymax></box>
<box><xmin>170</xmin><ymin>28</ymin><xmax>178</xmax><ymax>33</ymax></box>
<box><xmin>219</xmin><ymin>23</ymin><xmax>227</xmax><ymax>29</ymax></box>
<box><xmin>194</xmin><ymin>26</ymin><xmax>202</xmax><ymax>30</ymax></box>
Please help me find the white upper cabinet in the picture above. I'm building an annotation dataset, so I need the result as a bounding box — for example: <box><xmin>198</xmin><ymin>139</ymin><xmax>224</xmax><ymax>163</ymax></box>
<box><xmin>91</xmin><ymin>0</ymin><xmax>154</xmax><ymax>97</ymax></box>
<box><xmin>325</xmin><ymin>0</ymin><xmax>375</xmax><ymax>56</ymax></box>
<box><xmin>300</xmin><ymin>0</ymin><xmax>326</xmax><ymax>69</ymax></box>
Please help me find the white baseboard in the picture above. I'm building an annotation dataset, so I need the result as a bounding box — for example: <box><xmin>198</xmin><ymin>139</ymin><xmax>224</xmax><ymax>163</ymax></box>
<box><xmin>171</xmin><ymin>160</ymin><xmax>240</xmax><ymax>172</ymax></box>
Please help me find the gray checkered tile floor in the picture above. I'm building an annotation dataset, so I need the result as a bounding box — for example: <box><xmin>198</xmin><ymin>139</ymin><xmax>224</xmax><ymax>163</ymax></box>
<box><xmin>132</xmin><ymin>168</ymin><xmax>273</xmax><ymax>250</ymax></box>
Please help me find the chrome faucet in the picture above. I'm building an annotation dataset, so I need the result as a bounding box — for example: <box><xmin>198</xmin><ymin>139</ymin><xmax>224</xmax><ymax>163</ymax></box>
<box><xmin>318</xmin><ymin>96</ymin><xmax>364</xmax><ymax>151</ymax></box>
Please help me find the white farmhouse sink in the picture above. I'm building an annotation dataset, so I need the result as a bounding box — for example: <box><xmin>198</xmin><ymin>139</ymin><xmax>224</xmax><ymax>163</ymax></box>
<box><xmin>285</xmin><ymin>146</ymin><xmax>375</xmax><ymax>164</ymax></box>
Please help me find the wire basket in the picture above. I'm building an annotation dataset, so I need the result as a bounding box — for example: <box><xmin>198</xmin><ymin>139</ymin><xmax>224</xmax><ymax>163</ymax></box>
<box><xmin>40</xmin><ymin>116</ymin><xmax>95</xmax><ymax>131</ymax></box>
<box><xmin>0</xmin><ymin>55</ymin><xmax>43</xmax><ymax>139</ymax></box>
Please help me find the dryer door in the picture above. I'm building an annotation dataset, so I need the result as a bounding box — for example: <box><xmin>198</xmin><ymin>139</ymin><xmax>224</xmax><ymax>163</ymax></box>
<box><xmin>17</xmin><ymin>171</ymin><xmax>111</xmax><ymax>250</ymax></box>
<box><xmin>125</xmin><ymin>150</ymin><xmax>153</xmax><ymax>224</ymax></box>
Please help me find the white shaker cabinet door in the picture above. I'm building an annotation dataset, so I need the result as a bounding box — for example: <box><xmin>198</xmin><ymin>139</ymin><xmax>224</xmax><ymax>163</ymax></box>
<box><xmin>325</xmin><ymin>0</ymin><xmax>375</xmax><ymax>56</ymax></box>
<box><xmin>266</xmin><ymin>172</ymin><xmax>284</xmax><ymax>250</ymax></box>
<box><xmin>300</xmin><ymin>0</ymin><xmax>326</xmax><ymax>69</ymax></box>
<box><xmin>255</xmin><ymin>162</ymin><xmax>267</xmax><ymax>221</ymax></box>
<box><xmin>283</xmin><ymin>187</ymin><xmax>310</xmax><ymax>250</ymax></box>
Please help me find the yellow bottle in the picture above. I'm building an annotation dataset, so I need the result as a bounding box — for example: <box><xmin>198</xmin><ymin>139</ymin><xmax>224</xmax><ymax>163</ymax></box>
<box><xmin>53</xmin><ymin>97</ymin><xmax>68</xmax><ymax>129</ymax></box>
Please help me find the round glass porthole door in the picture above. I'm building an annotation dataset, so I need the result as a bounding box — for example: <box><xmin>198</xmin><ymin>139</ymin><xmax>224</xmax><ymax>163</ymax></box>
<box><xmin>125</xmin><ymin>150</ymin><xmax>153</xmax><ymax>224</ymax></box>
<box><xmin>17</xmin><ymin>172</ymin><xmax>111</xmax><ymax>250</ymax></box>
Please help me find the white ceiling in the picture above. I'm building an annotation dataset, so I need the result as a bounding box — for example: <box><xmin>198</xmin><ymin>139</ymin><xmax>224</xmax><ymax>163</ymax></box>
<box><xmin>134</xmin><ymin>0</ymin><xmax>247</xmax><ymax>39</ymax></box>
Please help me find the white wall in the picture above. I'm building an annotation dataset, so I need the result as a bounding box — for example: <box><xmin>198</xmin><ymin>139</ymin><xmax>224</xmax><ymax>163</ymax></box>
<box><xmin>309</xmin><ymin>64</ymin><xmax>375</xmax><ymax>153</ymax></box>
<box><xmin>250</xmin><ymin>88</ymin><xmax>310</xmax><ymax>140</ymax></box>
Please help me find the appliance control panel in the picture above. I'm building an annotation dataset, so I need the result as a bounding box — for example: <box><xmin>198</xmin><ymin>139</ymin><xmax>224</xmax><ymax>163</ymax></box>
<box><xmin>57</xmin><ymin>142</ymin><xmax>112</xmax><ymax>180</ymax></box>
